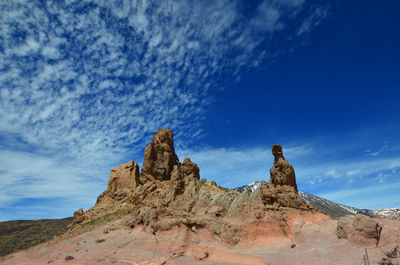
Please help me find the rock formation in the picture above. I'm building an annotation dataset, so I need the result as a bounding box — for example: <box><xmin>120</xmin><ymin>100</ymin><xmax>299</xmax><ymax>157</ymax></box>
<box><xmin>181</xmin><ymin>157</ymin><xmax>200</xmax><ymax>180</ymax></box>
<box><xmin>107</xmin><ymin>161</ymin><xmax>140</xmax><ymax>193</ymax></box>
<box><xmin>337</xmin><ymin>214</ymin><xmax>382</xmax><ymax>246</ymax></box>
<box><xmin>70</xmin><ymin>129</ymin><xmax>310</xmax><ymax>245</ymax></box>
<box><xmin>140</xmin><ymin>128</ymin><xmax>180</xmax><ymax>182</ymax></box>
<box><xmin>269</xmin><ymin>144</ymin><xmax>298</xmax><ymax>192</ymax></box>
<box><xmin>6</xmin><ymin>129</ymin><xmax>400</xmax><ymax>265</ymax></box>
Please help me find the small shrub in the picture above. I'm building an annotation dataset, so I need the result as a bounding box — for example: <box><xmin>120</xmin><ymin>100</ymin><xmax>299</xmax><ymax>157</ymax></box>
<box><xmin>290</xmin><ymin>244</ymin><xmax>296</xmax><ymax>248</ymax></box>
<box><xmin>337</xmin><ymin>234</ymin><xmax>342</xmax><ymax>239</ymax></box>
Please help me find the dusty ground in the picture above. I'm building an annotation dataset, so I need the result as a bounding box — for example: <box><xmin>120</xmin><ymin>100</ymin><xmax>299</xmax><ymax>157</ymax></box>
<box><xmin>1</xmin><ymin>212</ymin><xmax>398</xmax><ymax>265</ymax></box>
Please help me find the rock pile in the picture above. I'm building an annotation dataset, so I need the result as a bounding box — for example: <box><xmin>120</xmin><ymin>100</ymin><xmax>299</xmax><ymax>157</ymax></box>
<box><xmin>69</xmin><ymin>128</ymin><xmax>311</xmax><ymax>244</ymax></box>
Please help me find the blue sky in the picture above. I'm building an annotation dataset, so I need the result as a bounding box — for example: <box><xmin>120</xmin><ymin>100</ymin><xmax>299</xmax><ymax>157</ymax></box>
<box><xmin>0</xmin><ymin>0</ymin><xmax>399</xmax><ymax>221</ymax></box>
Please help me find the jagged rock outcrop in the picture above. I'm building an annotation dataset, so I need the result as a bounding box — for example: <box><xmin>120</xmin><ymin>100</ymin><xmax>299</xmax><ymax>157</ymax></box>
<box><xmin>181</xmin><ymin>157</ymin><xmax>200</xmax><ymax>180</ymax></box>
<box><xmin>107</xmin><ymin>161</ymin><xmax>140</xmax><ymax>193</ymax></box>
<box><xmin>140</xmin><ymin>128</ymin><xmax>180</xmax><ymax>182</ymax></box>
<box><xmin>337</xmin><ymin>214</ymin><xmax>382</xmax><ymax>246</ymax></box>
<box><xmin>95</xmin><ymin>161</ymin><xmax>140</xmax><ymax>206</ymax></box>
<box><xmin>260</xmin><ymin>181</ymin><xmax>305</xmax><ymax>209</ymax></box>
<box><xmin>70</xmin><ymin>129</ymin><xmax>310</xmax><ymax>246</ymax></box>
<box><xmin>69</xmin><ymin>208</ymin><xmax>85</xmax><ymax>227</ymax></box>
<box><xmin>269</xmin><ymin>144</ymin><xmax>298</xmax><ymax>192</ymax></box>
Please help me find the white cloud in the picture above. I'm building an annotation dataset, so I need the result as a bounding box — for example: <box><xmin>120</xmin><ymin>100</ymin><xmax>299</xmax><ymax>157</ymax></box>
<box><xmin>0</xmin><ymin>149</ymin><xmax>111</xmax><ymax>221</ymax></box>
<box><xmin>177</xmin><ymin>145</ymin><xmax>314</xmax><ymax>188</ymax></box>
<box><xmin>346</xmin><ymin>169</ymin><xmax>361</xmax><ymax>176</ymax></box>
<box><xmin>0</xmin><ymin>0</ymin><xmax>328</xmax><ymax>220</ymax></box>
<box><xmin>297</xmin><ymin>156</ymin><xmax>400</xmax><ymax>183</ymax></box>
<box><xmin>297</xmin><ymin>5</ymin><xmax>329</xmax><ymax>35</ymax></box>
<box><xmin>319</xmin><ymin>182</ymin><xmax>400</xmax><ymax>209</ymax></box>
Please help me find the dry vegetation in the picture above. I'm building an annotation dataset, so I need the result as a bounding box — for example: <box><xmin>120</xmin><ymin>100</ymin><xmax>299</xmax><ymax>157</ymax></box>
<box><xmin>0</xmin><ymin>217</ymin><xmax>73</xmax><ymax>257</ymax></box>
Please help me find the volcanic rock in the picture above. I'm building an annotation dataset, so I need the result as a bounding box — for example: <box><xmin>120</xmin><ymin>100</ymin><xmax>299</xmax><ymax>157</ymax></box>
<box><xmin>269</xmin><ymin>144</ymin><xmax>298</xmax><ymax>192</ymax></box>
<box><xmin>140</xmin><ymin>128</ymin><xmax>180</xmax><ymax>182</ymax></box>
<box><xmin>69</xmin><ymin>208</ymin><xmax>85</xmax><ymax>227</ymax></box>
<box><xmin>181</xmin><ymin>158</ymin><xmax>200</xmax><ymax>180</ymax></box>
<box><xmin>337</xmin><ymin>215</ymin><xmax>354</xmax><ymax>239</ymax></box>
<box><xmin>5</xmin><ymin>129</ymin><xmax>400</xmax><ymax>265</ymax></box>
<box><xmin>95</xmin><ymin>161</ymin><xmax>140</xmax><ymax>206</ymax></box>
<box><xmin>260</xmin><ymin>181</ymin><xmax>305</xmax><ymax>209</ymax></box>
<box><xmin>69</xmin><ymin>129</ymin><xmax>310</xmax><ymax>246</ymax></box>
<box><xmin>107</xmin><ymin>161</ymin><xmax>140</xmax><ymax>193</ymax></box>
<box><xmin>337</xmin><ymin>214</ymin><xmax>382</xmax><ymax>246</ymax></box>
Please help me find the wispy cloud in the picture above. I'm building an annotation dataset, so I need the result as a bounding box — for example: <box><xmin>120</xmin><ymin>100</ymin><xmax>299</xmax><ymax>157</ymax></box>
<box><xmin>178</xmin><ymin>145</ymin><xmax>314</xmax><ymax>188</ymax></box>
<box><xmin>319</xmin><ymin>182</ymin><xmax>400</xmax><ymax>209</ymax></box>
<box><xmin>0</xmin><ymin>0</ymin><xmax>328</xmax><ymax>220</ymax></box>
<box><xmin>177</xmin><ymin>143</ymin><xmax>400</xmax><ymax>210</ymax></box>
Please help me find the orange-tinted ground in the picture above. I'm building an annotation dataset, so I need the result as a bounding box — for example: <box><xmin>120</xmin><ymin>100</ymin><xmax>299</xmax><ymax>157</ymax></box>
<box><xmin>2</xmin><ymin>212</ymin><xmax>398</xmax><ymax>265</ymax></box>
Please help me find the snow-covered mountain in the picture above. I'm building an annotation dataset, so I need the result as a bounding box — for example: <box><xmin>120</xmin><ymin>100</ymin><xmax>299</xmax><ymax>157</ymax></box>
<box><xmin>233</xmin><ymin>182</ymin><xmax>400</xmax><ymax>220</ymax></box>
<box><xmin>232</xmin><ymin>181</ymin><xmax>262</xmax><ymax>193</ymax></box>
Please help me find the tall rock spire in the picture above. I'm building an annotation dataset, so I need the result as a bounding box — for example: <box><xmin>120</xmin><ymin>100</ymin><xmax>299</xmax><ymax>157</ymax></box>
<box><xmin>140</xmin><ymin>128</ymin><xmax>180</xmax><ymax>182</ymax></box>
<box><xmin>269</xmin><ymin>144</ymin><xmax>298</xmax><ymax>192</ymax></box>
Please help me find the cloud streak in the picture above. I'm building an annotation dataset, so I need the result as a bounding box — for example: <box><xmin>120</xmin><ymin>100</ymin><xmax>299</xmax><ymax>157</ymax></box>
<box><xmin>0</xmin><ymin>0</ymin><xmax>328</xmax><ymax>220</ymax></box>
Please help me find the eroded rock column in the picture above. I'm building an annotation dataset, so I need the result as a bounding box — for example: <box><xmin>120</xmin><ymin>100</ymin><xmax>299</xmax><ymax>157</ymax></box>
<box><xmin>269</xmin><ymin>144</ymin><xmax>298</xmax><ymax>192</ymax></box>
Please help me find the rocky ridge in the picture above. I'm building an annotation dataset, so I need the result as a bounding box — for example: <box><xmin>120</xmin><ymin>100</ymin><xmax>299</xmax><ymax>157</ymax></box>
<box><xmin>69</xmin><ymin>128</ymin><xmax>311</xmax><ymax>245</ymax></box>
<box><xmin>235</xmin><ymin>184</ymin><xmax>400</xmax><ymax>221</ymax></box>
<box><xmin>3</xmin><ymin>129</ymin><xmax>400</xmax><ymax>265</ymax></box>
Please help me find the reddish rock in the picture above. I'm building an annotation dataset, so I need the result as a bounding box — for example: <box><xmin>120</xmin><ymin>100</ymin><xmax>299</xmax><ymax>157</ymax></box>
<box><xmin>337</xmin><ymin>215</ymin><xmax>354</xmax><ymax>239</ymax></box>
<box><xmin>350</xmin><ymin>214</ymin><xmax>382</xmax><ymax>246</ymax></box>
<box><xmin>269</xmin><ymin>144</ymin><xmax>298</xmax><ymax>192</ymax></box>
<box><xmin>141</xmin><ymin>128</ymin><xmax>179</xmax><ymax>182</ymax></box>
<box><xmin>260</xmin><ymin>181</ymin><xmax>305</xmax><ymax>209</ymax></box>
<box><xmin>70</xmin><ymin>129</ymin><xmax>309</xmax><ymax>247</ymax></box>
<box><xmin>181</xmin><ymin>158</ymin><xmax>200</xmax><ymax>179</ymax></box>
<box><xmin>338</xmin><ymin>214</ymin><xmax>382</xmax><ymax>246</ymax></box>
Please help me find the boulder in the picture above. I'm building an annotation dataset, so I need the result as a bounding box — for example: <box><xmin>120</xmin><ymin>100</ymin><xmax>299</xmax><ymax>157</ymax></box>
<box><xmin>141</xmin><ymin>128</ymin><xmax>180</xmax><ymax>182</ymax></box>
<box><xmin>269</xmin><ymin>144</ymin><xmax>298</xmax><ymax>192</ymax></box>
<box><xmin>350</xmin><ymin>214</ymin><xmax>382</xmax><ymax>246</ymax></box>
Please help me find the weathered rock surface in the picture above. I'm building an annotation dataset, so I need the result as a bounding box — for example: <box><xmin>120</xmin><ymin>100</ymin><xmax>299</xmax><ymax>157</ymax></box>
<box><xmin>69</xmin><ymin>130</ymin><xmax>311</xmax><ymax>246</ymax></box>
<box><xmin>141</xmin><ymin>128</ymin><xmax>179</xmax><ymax>182</ymax></box>
<box><xmin>337</xmin><ymin>214</ymin><xmax>382</xmax><ymax>246</ymax></box>
<box><xmin>337</xmin><ymin>215</ymin><xmax>354</xmax><ymax>239</ymax></box>
<box><xmin>69</xmin><ymin>208</ymin><xmax>85</xmax><ymax>227</ymax></box>
<box><xmin>181</xmin><ymin>158</ymin><xmax>200</xmax><ymax>180</ymax></box>
<box><xmin>107</xmin><ymin>161</ymin><xmax>140</xmax><ymax>193</ymax></box>
<box><xmin>4</xmin><ymin>129</ymin><xmax>400</xmax><ymax>265</ymax></box>
<box><xmin>5</xmin><ymin>212</ymin><xmax>400</xmax><ymax>265</ymax></box>
<box><xmin>269</xmin><ymin>144</ymin><xmax>298</xmax><ymax>192</ymax></box>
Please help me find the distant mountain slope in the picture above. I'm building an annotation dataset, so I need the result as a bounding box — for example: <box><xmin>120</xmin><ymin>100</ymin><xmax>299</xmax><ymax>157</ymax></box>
<box><xmin>233</xmin><ymin>182</ymin><xmax>400</xmax><ymax>220</ymax></box>
<box><xmin>0</xmin><ymin>217</ymin><xmax>73</xmax><ymax>257</ymax></box>
<box><xmin>299</xmin><ymin>191</ymin><xmax>400</xmax><ymax>220</ymax></box>
<box><xmin>298</xmin><ymin>191</ymin><xmax>362</xmax><ymax>219</ymax></box>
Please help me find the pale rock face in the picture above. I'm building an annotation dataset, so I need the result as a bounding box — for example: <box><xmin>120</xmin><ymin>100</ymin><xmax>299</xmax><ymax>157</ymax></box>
<box><xmin>108</xmin><ymin>161</ymin><xmax>140</xmax><ymax>193</ymax></box>
<box><xmin>269</xmin><ymin>144</ymin><xmax>298</xmax><ymax>192</ymax></box>
<box><xmin>141</xmin><ymin>128</ymin><xmax>180</xmax><ymax>182</ymax></box>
